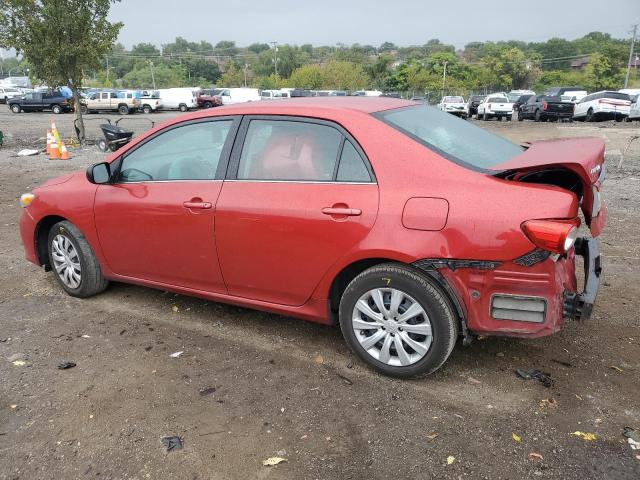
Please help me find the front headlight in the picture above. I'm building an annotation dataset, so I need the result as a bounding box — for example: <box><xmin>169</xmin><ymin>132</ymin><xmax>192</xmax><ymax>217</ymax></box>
<box><xmin>20</xmin><ymin>193</ymin><xmax>35</xmax><ymax>208</ymax></box>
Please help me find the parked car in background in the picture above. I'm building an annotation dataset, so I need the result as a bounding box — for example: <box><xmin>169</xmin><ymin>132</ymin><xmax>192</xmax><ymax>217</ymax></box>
<box><xmin>0</xmin><ymin>86</ymin><xmax>22</xmax><ymax>104</ymax></box>
<box><xmin>518</xmin><ymin>94</ymin><xmax>574</xmax><ymax>122</ymax></box>
<box><xmin>158</xmin><ymin>88</ymin><xmax>199</xmax><ymax>112</ymax></box>
<box><xmin>560</xmin><ymin>91</ymin><xmax>587</xmax><ymax>103</ymax></box>
<box><xmin>437</xmin><ymin>96</ymin><xmax>467</xmax><ymax>118</ymax></box>
<box><xmin>477</xmin><ymin>96</ymin><xmax>514</xmax><ymax>120</ymax></box>
<box><xmin>197</xmin><ymin>90</ymin><xmax>224</xmax><ymax>108</ymax></box>
<box><xmin>139</xmin><ymin>91</ymin><xmax>163</xmax><ymax>113</ymax></box>
<box><xmin>19</xmin><ymin>97</ymin><xmax>606</xmax><ymax>378</ymax></box>
<box><xmin>544</xmin><ymin>86</ymin><xmax>585</xmax><ymax>98</ymax></box>
<box><xmin>214</xmin><ymin>88</ymin><xmax>261</xmax><ymax>105</ymax></box>
<box><xmin>573</xmin><ymin>91</ymin><xmax>631</xmax><ymax>122</ymax></box>
<box><xmin>260</xmin><ymin>89</ymin><xmax>290</xmax><ymax>100</ymax></box>
<box><xmin>467</xmin><ymin>94</ymin><xmax>486</xmax><ymax>118</ymax></box>
<box><xmin>352</xmin><ymin>90</ymin><xmax>383</xmax><ymax>97</ymax></box>
<box><xmin>512</xmin><ymin>94</ymin><xmax>535</xmax><ymax>115</ymax></box>
<box><xmin>316</xmin><ymin>90</ymin><xmax>348</xmax><ymax>97</ymax></box>
<box><xmin>8</xmin><ymin>91</ymin><xmax>72</xmax><ymax>114</ymax></box>
<box><xmin>506</xmin><ymin>90</ymin><xmax>535</xmax><ymax>102</ymax></box>
<box><xmin>80</xmin><ymin>90</ymin><xmax>139</xmax><ymax>115</ymax></box>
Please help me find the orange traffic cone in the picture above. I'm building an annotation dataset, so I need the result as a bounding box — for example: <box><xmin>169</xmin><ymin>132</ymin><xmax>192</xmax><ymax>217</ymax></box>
<box><xmin>50</xmin><ymin>138</ymin><xmax>60</xmax><ymax>159</ymax></box>
<box><xmin>46</xmin><ymin>129</ymin><xmax>52</xmax><ymax>154</ymax></box>
<box><xmin>59</xmin><ymin>141</ymin><xmax>70</xmax><ymax>160</ymax></box>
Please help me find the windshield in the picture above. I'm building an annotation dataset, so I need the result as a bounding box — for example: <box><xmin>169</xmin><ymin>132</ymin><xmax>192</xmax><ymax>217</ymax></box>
<box><xmin>376</xmin><ymin>105</ymin><xmax>524</xmax><ymax>170</ymax></box>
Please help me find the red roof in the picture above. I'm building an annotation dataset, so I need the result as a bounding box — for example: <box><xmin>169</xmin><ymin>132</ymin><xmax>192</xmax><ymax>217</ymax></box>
<box><xmin>212</xmin><ymin>96</ymin><xmax>416</xmax><ymax>114</ymax></box>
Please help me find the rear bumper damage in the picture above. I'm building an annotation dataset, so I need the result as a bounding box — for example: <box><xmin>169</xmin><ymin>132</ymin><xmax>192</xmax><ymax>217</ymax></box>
<box><xmin>413</xmin><ymin>236</ymin><xmax>602</xmax><ymax>338</ymax></box>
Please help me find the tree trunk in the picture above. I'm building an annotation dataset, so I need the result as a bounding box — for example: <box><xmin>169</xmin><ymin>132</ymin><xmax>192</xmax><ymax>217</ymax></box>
<box><xmin>72</xmin><ymin>90</ymin><xmax>86</xmax><ymax>144</ymax></box>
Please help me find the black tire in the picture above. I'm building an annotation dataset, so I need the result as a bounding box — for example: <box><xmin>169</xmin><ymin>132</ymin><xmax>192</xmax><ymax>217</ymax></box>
<box><xmin>179</xmin><ymin>103</ymin><xmax>188</xmax><ymax>112</ymax></box>
<box><xmin>483</xmin><ymin>112</ymin><xmax>489</xmax><ymax>121</ymax></box>
<box><xmin>118</xmin><ymin>105</ymin><xmax>129</xmax><ymax>115</ymax></box>
<box><xmin>518</xmin><ymin>110</ymin><xmax>524</xmax><ymax>121</ymax></box>
<box><xmin>10</xmin><ymin>104</ymin><xmax>21</xmax><ymax>113</ymax></box>
<box><xmin>203</xmin><ymin>101</ymin><xmax>213</xmax><ymax>109</ymax></box>
<box><xmin>47</xmin><ymin>221</ymin><xmax>108</xmax><ymax>298</ymax></box>
<box><xmin>339</xmin><ymin>264</ymin><xmax>458</xmax><ymax>378</ymax></box>
<box><xmin>586</xmin><ymin>108</ymin><xmax>594</xmax><ymax>122</ymax></box>
<box><xmin>97</xmin><ymin>139</ymin><xmax>108</xmax><ymax>152</ymax></box>
<box><xmin>52</xmin><ymin>104</ymin><xmax>62</xmax><ymax>114</ymax></box>
<box><xmin>142</xmin><ymin>105</ymin><xmax>152</xmax><ymax>114</ymax></box>
<box><xmin>534</xmin><ymin>109</ymin><xmax>541</xmax><ymax>122</ymax></box>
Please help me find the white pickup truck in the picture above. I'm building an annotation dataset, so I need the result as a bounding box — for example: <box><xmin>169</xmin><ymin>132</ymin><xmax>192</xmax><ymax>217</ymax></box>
<box><xmin>477</xmin><ymin>95</ymin><xmax>514</xmax><ymax>121</ymax></box>
<box><xmin>437</xmin><ymin>96</ymin><xmax>467</xmax><ymax>118</ymax></box>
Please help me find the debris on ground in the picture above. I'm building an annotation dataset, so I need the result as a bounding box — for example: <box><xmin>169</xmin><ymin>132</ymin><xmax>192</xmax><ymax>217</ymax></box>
<box><xmin>539</xmin><ymin>398</ymin><xmax>558</xmax><ymax>409</ymax></box>
<box><xmin>608</xmin><ymin>365</ymin><xmax>624</xmax><ymax>372</ymax></box>
<box><xmin>171</xmin><ymin>305</ymin><xmax>179</xmax><ymax>312</ymax></box>
<box><xmin>161</xmin><ymin>436</ymin><xmax>183</xmax><ymax>452</ymax></box>
<box><xmin>446</xmin><ymin>456</ymin><xmax>455</xmax><ymax>465</ymax></box>
<box><xmin>515</xmin><ymin>369</ymin><xmax>553</xmax><ymax>388</ymax></box>
<box><xmin>512</xmin><ymin>433</ymin><xmax>521</xmax><ymax>443</ymax></box>
<box><xmin>467</xmin><ymin>376</ymin><xmax>481</xmax><ymax>384</ymax></box>
<box><xmin>551</xmin><ymin>359</ymin><xmax>573</xmax><ymax>367</ymax></box>
<box><xmin>426</xmin><ymin>433</ymin><xmax>438</xmax><ymax>440</ymax></box>
<box><xmin>169</xmin><ymin>351</ymin><xmax>183</xmax><ymax>358</ymax></box>
<box><xmin>199</xmin><ymin>386</ymin><xmax>216</xmax><ymax>396</ymax></box>
<box><xmin>529</xmin><ymin>452</ymin><xmax>544</xmax><ymax>461</ymax></box>
<box><xmin>623</xmin><ymin>427</ymin><xmax>640</xmax><ymax>450</ymax></box>
<box><xmin>57</xmin><ymin>361</ymin><xmax>76</xmax><ymax>370</ymax></box>
<box><xmin>313</xmin><ymin>354</ymin><xmax>324</xmax><ymax>364</ymax></box>
<box><xmin>17</xmin><ymin>149</ymin><xmax>40</xmax><ymax>156</ymax></box>
<box><xmin>336</xmin><ymin>373</ymin><xmax>353</xmax><ymax>385</ymax></box>
<box><xmin>262</xmin><ymin>457</ymin><xmax>287</xmax><ymax>466</ymax></box>
<box><xmin>570</xmin><ymin>431</ymin><xmax>597</xmax><ymax>441</ymax></box>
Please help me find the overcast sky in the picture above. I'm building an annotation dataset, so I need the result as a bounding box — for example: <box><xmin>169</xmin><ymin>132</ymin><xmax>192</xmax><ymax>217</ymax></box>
<box><xmin>108</xmin><ymin>0</ymin><xmax>639</xmax><ymax>49</ymax></box>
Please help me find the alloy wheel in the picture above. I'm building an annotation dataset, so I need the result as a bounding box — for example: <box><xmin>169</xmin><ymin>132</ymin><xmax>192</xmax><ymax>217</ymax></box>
<box><xmin>352</xmin><ymin>288</ymin><xmax>433</xmax><ymax>366</ymax></box>
<box><xmin>51</xmin><ymin>234</ymin><xmax>82</xmax><ymax>289</ymax></box>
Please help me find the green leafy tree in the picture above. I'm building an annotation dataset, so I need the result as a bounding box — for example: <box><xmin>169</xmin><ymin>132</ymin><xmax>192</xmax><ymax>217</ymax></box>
<box><xmin>321</xmin><ymin>61</ymin><xmax>369</xmax><ymax>90</ymax></box>
<box><xmin>287</xmin><ymin>64</ymin><xmax>324</xmax><ymax>89</ymax></box>
<box><xmin>121</xmin><ymin>63</ymin><xmax>186</xmax><ymax>89</ymax></box>
<box><xmin>0</xmin><ymin>0</ymin><xmax>122</xmax><ymax>142</ymax></box>
<box><xmin>583</xmin><ymin>53</ymin><xmax>624</xmax><ymax>90</ymax></box>
<box><xmin>219</xmin><ymin>62</ymin><xmax>245</xmax><ymax>87</ymax></box>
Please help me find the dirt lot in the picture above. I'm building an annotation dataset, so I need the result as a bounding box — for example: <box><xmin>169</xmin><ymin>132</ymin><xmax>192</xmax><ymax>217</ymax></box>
<box><xmin>1</xmin><ymin>107</ymin><xmax>639</xmax><ymax>480</ymax></box>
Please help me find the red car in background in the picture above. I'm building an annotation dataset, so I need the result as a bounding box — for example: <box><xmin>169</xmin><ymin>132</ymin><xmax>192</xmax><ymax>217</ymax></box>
<box><xmin>19</xmin><ymin>98</ymin><xmax>605</xmax><ymax>377</ymax></box>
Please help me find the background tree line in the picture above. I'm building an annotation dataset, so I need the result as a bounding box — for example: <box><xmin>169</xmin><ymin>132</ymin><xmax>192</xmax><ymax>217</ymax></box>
<box><xmin>1</xmin><ymin>31</ymin><xmax>637</xmax><ymax>95</ymax></box>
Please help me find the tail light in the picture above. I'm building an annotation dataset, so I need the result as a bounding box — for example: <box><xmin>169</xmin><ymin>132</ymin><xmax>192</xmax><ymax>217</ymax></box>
<box><xmin>521</xmin><ymin>219</ymin><xmax>579</xmax><ymax>254</ymax></box>
<box><xmin>542</xmin><ymin>102</ymin><xmax>548</xmax><ymax>111</ymax></box>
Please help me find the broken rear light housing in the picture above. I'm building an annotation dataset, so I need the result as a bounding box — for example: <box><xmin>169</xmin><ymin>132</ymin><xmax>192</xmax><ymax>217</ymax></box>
<box><xmin>521</xmin><ymin>219</ymin><xmax>579</xmax><ymax>254</ymax></box>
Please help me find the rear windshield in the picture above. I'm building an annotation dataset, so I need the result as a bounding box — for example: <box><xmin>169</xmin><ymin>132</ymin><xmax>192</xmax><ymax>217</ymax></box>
<box><xmin>375</xmin><ymin>105</ymin><xmax>524</xmax><ymax>170</ymax></box>
<box><xmin>444</xmin><ymin>96</ymin><xmax>464</xmax><ymax>103</ymax></box>
<box><xmin>603</xmin><ymin>92</ymin><xmax>630</xmax><ymax>100</ymax></box>
<box><xmin>488</xmin><ymin>97</ymin><xmax>508</xmax><ymax>103</ymax></box>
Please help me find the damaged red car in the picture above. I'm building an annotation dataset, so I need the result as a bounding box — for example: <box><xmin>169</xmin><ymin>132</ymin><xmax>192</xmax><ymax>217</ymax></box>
<box><xmin>19</xmin><ymin>98</ymin><xmax>605</xmax><ymax>377</ymax></box>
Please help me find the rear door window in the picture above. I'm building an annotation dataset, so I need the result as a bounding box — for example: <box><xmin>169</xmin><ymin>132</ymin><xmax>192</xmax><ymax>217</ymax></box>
<box><xmin>237</xmin><ymin>120</ymin><xmax>342</xmax><ymax>181</ymax></box>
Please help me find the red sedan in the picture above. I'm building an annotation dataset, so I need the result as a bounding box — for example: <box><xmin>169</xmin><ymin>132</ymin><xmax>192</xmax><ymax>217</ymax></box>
<box><xmin>19</xmin><ymin>98</ymin><xmax>605</xmax><ymax>377</ymax></box>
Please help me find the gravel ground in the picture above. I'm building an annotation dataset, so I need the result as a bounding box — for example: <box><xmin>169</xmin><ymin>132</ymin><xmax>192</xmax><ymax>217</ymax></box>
<box><xmin>1</xmin><ymin>107</ymin><xmax>639</xmax><ymax>480</ymax></box>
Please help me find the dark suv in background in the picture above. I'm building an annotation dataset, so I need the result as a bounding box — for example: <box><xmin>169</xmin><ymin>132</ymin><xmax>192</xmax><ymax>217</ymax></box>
<box><xmin>8</xmin><ymin>91</ymin><xmax>72</xmax><ymax>114</ymax></box>
<box><xmin>467</xmin><ymin>94</ymin><xmax>486</xmax><ymax>118</ymax></box>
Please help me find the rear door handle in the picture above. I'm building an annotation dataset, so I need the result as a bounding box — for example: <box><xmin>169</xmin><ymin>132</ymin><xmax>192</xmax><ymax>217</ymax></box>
<box><xmin>183</xmin><ymin>201</ymin><xmax>212</xmax><ymax>210</ymax></box>
<box><xmin>322</xmin><ymin>207</ymin><xmax>362</xmax><ymax>216</ymax></box>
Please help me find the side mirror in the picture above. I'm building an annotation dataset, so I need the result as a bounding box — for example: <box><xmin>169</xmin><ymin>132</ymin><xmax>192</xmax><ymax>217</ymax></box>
<box><xmin>86</xmin><ymin>162</ymin><xmax>111</xmax><ymax>184</ymax></box>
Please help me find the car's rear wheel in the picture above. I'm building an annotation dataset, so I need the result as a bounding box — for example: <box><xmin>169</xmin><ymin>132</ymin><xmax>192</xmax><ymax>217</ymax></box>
<box><xmin>339</xmin><ymin>264</ymin><xmax>458</xmax><ymax>378</ymax></box>
<box><xmin>203</xmin><ymin>101</ymin><xmax>213</xmax><ymax>109</ymax></box>
<box><xmin>586</xmin><ymin>108</ymin><xmax>594</xmax><ymax>122</ymax></box>
<box><xmin>142</xmin><ymin>105</ymin><xmax>152</xmax><ymax>114</ymax></box>
<box><xmin>47</xmin><ymin>221</ymin><xmax>108</xmax><ymax>298</ymax></box>
<box><xmin>10</xmin><ymin>104</ymin><xmax>21</xmax><ymax>113</ymax></box>
<box><xmin>179</xmin><ymin>103</ymin><xmax>188</xmax><ymax>112</ymax></box>
<box><xmin>518</xmin><ymin>110</ymin><xmax>524</xmax><ymax>121</ymax></box>
<box><xmin>118</xmin><ymin>105</ymin><xmax>129</xmax><ymax>115</ymax></box>
<box><xmin>534</xmin><ymin>109</ymin><xmax>541</xmax><ymax>122</ymax></box>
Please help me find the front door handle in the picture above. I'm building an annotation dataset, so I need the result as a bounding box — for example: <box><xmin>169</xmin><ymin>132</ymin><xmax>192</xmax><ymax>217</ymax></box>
<box><xmin>322</xmin><ymin>207</ymin><xmax>362</xmax><ymax>216</ymax></box>
<box><xmin>183</xmin><ymin>200</ymin><xmax>212</xmax><ymax>210</ymax></box>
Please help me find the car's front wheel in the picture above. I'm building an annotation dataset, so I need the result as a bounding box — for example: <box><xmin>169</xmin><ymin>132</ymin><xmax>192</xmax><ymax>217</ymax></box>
<box><xmin>339</xmin><ymin>264</ymin><xmax>458</xmax><ymax>378</ymax></box>
<box><xmin>10</xmin><ymin>104</ymin><xmax>21</xmax><ymax>113</ymax></box>
<box><xmin>47</xmin><ymin>221</ymin><xmax>108</xmax><ymax>298</ymax></box>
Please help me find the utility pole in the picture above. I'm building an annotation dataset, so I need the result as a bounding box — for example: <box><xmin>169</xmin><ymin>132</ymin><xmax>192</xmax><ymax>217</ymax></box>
<box><xmin>442</xmin><ymin>61</ymin><xmax>448</xmax><ymax>93</ymax></box>
<box><xmin>270</xmin><ymin>41</ymin><xmax>278</xmax><ymax>76</ymax></box>
<box><xmin>105</xmin><ymin>55</ymin><xmax>109</xmax><ymax>82</ymax></box>
<box><xmin>149</xmin><ymin>60</ymin><xmax>156</xmax><ymax>90</ymax></box>
<box><xmin>625</xmin><ymin>23</ymin><xmax>638</xmax><ymax>89</ymax></box>
<box><xmin>244</xmin><ymin>63</ymin><xmax>249</xmax><ymax>87</ymax></box>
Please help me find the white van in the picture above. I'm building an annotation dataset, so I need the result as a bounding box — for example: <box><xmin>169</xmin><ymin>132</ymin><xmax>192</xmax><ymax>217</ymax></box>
<box><xmin>158</xmin><ymin>88</ymin><xmax>198</xmax><ymax>112</ymax></box>
<box><xmin>215</xmin><ymin>88</ymin><xmax>261</xmax><ymax>105</ymax></box>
